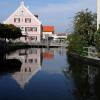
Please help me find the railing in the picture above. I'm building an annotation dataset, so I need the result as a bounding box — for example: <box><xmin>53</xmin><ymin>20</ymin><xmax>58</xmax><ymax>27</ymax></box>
<box><xmin>83</xmin><ymin>47</ymin><xmax>99</xmax><ymax>60</ymax></box>
<box><xmin>27</xmin><ymin>41</ymin><xmax>68</xmax><ymax>48</ymax></box>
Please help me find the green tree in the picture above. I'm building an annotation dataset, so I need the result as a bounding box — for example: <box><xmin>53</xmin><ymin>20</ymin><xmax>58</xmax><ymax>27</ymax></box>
<box><xmin>73</xmin><ymin>9</ymin><xmax>97</xmax><ymax>45</ymax></box>
<box><xmin>67</xmin><ymin>33</ymin><xmax>88</xmax><ymax>55</ymax></box>
<box><xmin>67</xmin><ymin>9</ymin><xmax>97</xmax><ymax>54</ymax></box>
<box><xmin>0</xmin><ymin>24</ymin><xmax>22</xmax><ymax>41</ymax></box>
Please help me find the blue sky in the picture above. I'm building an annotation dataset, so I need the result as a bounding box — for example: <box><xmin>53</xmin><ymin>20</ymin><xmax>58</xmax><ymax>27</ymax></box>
<box><xmin>0</xmin><ymin>0</ymin><xmax>96</xmax><ymax>32</ymax></box>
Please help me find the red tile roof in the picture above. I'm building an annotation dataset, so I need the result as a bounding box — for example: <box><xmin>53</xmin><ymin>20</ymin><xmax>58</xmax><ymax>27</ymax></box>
<box><xmin>43</xmin><ymin>52</ymin><xmax>54</xmax><ymax>60</ymax></box>
<box><xmin>43</xmin><ymin>26</ymin><xmax>54</xmax><ymax>32</ymax></box>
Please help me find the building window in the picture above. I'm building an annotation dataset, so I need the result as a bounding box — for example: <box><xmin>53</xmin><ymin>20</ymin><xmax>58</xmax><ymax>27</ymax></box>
<box><xmin>25</xmin><ymin>27</ymin><xmax>33</xmax><ymax>32</ymax></box>
<box><xmin>29</xmin><ymin>59</ymin><xmax>33</xmax><ymax>63</ymax></box>
<box><xmin>32</xmin><ymin>27</ymin><xmax>37</xmax><ymax>31</ymax></box>
<box><xmin>25</xmin><ymin>18</ymin><xmax>31</xmax><ymax>23</ymax></box>
<box><xmin>25</xmin><ymin>68</ymin><xmax>27</xmax><ymax>72</ymax></box>
<box><xmin>25</xmin><ymin>59</ymin><xmax>27</xmax><ymax>63</ymax></box>
<box><xmin>35</xmin><ymin>59</ymin><xmax>37</xmax><ymax>63</ymax></box>
<box><xmin>25</xmin><ymin>27</ymin><xmax>37</xmax><ymax>32</ymax></box>
<box><xmin>35</xmin><ymin>36</ymin><xmax>37</xmax><ymax>40</ymax></box>
<box><xmin>25</xmin><ymin>37</ymin><xmax>27</xmax><ymax>40</ymax></box>
<box><xmin>29</xmin><ymin>49</ymin><xmax>33</xmax><ymax>54</ymax></box>
<box><xmin>14</xmin><ymin>18</ymin><xmax>20</xmax><ymax>23</ymax></box>
<box><xmin>29</xmin><ymin>68</ymin><xmax>31</xmax><ymax>72</ymax></box>
<box><xmin>25</xmin><ymin>27</ymin><xmax>31</xmax><ymax>31</ymax></box>
<box><xmin>29</xmin><ymin>36</ymin><xmax>37</xmax><ymax>41</ymax></box>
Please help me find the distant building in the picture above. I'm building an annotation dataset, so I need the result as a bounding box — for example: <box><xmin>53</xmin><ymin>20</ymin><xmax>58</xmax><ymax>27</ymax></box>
<box><xmin>42</xmin><ymin>26</ymin><xmax>54</xmax><ymax>40</ymax></box>
<box><xmin>97</xmin><ymin>0</ymin><xmax>100</xmax><ymax>29</ymax></box>
<box><xmin>4</xmin><ymin>1</ymin><xmax>42</xmax><ymax>43</ymax></box>
<box><xmin>53</xmin><ymin>33</ymin><xmax>67</xmax><ymax>41</ymax></box>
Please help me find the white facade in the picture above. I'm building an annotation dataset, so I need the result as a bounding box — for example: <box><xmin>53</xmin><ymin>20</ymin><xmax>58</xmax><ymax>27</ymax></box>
<box><xmin>4</xmin><ymin>1</ymin><xmax>42</xmax><ymax>42</ymax></box>
<box><xmin>97</xmin><ymin>0</ymin><xmax>100</xmax><ymax>29</ymax></box>
<box><xmin>43</xmin><ymin>32</ymin><xmax>53</xmax><ymax>39</ymax></box>
<box><xmin>53</xmin><ymin>34</ymin><xmax>67</xmax><ymax>41</ymax></box>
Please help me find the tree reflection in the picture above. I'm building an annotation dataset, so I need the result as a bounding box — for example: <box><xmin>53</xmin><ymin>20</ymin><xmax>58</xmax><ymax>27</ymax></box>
<box><xmin>64</xmin><ymin>55</ymin><xmax>100</xmax><ymax>100</ymax></box>
<box><xmin>0</xmin><ymin>54</ymin><xmax>22</xmax><ymax>75</ymax></box>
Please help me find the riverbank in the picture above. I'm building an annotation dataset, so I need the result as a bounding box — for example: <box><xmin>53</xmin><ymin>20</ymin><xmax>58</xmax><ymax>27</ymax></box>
<box><xmin>68</xmin><ymin>52</ymin><xmax>100</xmax><ymax>67</ymax></box>
<box><xmin>0</xmin><ymin>43</ymin><xmax>29</xmax><ymax>54</ymax></box>
<box><xmin>0</xmin><ymin>42</ymin><xmax>65</xmax><ymax>54</ymax></box>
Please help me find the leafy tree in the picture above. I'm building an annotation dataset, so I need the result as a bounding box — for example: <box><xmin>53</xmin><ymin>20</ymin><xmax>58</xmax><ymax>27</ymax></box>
<box><xmin>0</xmin><ymin>24</ymin><xmax>22</xmax><ymax>41</ymax></box>
<box><xmin>67</xmin><ymin>33</ymin><xmax>88</xmax><ymax>55</ymax></box>
<box><xmin>67</xmin><ymin>9</ymin><xmax>97</xmax><ymax>54</ymax></box>
<box><xmin>73</xmin><ymin>9</ymin><xmax>97</xmax><ymax>45</ymax></box>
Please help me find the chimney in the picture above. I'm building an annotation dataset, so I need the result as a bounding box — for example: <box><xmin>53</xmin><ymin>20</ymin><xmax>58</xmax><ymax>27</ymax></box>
<box><xmin>35</xmin><ymin>15</ymin><xmax>38</xmax><ymax>19</ymax></box>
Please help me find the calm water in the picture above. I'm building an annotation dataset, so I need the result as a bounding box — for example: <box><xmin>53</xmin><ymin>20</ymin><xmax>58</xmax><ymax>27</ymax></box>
<box><xmin>0</xmin><ymin>48</ymin><xmax>99</xmax><ymax>100</ymax></box>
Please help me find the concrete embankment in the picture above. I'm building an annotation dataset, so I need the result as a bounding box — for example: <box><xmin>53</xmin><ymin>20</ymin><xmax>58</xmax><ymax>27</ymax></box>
<box><xmin>68</xmin><ymin>52</ymin><xmax>100</xmax><ymax>67</ymax></box>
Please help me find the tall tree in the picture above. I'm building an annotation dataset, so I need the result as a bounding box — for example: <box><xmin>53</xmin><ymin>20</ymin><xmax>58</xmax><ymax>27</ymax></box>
<box><xmin>73</xmin><ymin>9</ymin><xmax>97</xmax><ymax>45</ymax></box>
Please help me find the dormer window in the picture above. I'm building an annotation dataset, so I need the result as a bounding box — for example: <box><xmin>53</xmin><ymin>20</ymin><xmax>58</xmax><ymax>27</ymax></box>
<box><xmin>14</xmin><ymin>18</ymin><xmax>20</xmax><ymax>23</ymax></box>
<box><xmin>25</xmin><ymin>18</ymin><xmax>31</xmax><ymax>23</ymax></box>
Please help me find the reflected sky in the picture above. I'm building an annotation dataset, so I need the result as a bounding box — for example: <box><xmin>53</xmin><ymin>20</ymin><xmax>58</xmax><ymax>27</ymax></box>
<box><xmin>0</xmin><ymin>48</ymin><xmax>75</xmax><ymax>100</ymax></box>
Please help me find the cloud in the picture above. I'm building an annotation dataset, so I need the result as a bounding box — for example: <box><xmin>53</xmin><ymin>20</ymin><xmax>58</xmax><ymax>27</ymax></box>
<box><xmin>32</xmin><ymin>0</ymin><xmax>96</xmax><ymax>32</ymax></box>
<box><xmin>0</xmin><ymin>0</ymin><xmax>96</xmax><ymax>32</ymax></box>
<box><xmin>35</xmin><ymin>0</ymin><xmax>96</xmax><ymax>14</ymax></box>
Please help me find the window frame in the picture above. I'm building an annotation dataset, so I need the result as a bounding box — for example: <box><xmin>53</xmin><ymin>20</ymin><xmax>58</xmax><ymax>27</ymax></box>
<box><xmin>14</xmin><ymin>18</ymin><xmax>20</xmax><ymax>23</ymax></box>
<box><xmin>25</xmin><ymin>18</ymin><xmax>31</xmax><ymax>23</ymax></box>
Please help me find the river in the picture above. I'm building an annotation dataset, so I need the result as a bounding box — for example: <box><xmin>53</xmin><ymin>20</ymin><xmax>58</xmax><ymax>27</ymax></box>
<box><xmin>0</xmin><ymin>48</ymin><xmax>99</xmax><ymax>100</ymax></box>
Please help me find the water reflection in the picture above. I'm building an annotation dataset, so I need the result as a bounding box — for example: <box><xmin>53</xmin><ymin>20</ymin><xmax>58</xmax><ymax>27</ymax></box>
<box><xmin>5</xmin><ymin>48</ymin><xmax>65</xmax><ymax>89</ymax></box>
<box><xmin>0</xmin><ymin>58</ymin><xmax>21</xmax><ymax>75</ymax></box>
<box><xmin>1</xmin><ymin>48</ymin><xmax>100</xmax><ymax>100</ymax></box>
<box><xmin>64</xmin><ymin>55</ymin><xmax>100</xmax><ymax>100</ymax></box>
<box><xmin>0</xmin><ymin>48</ymin><xmax>75</xmax><ymax>100</ymax></box>
<box><xmin>6</xmin><ymin>49</ymin><xmax>42</xmax><ymax>88</ymax></box>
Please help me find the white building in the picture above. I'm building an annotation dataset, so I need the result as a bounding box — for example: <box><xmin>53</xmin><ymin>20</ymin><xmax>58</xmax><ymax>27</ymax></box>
<box><xmin>42</xmin><ymin>26</ymin><xmax>54</xmax><ymax>40</ymax></box>
<box><xmin>53</xmin><ymin>33</ymin><xmax>67</xmax><ymax>41</ymax></box>
<box><xmin>97</xmin><ymin>0</ymin><xmax>100</xmax><ymax>29</ymax></box>
<box><xmin>4</xmin><ymin>1</ymin><xmax>42</xmax><ymax>43</ymax></box>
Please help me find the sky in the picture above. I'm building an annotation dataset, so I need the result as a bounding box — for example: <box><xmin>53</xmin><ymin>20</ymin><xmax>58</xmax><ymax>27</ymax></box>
<box><xmin>0</xmin><ymin>0</ymin><xmax>96</xmax><ymax>32</ymax></box>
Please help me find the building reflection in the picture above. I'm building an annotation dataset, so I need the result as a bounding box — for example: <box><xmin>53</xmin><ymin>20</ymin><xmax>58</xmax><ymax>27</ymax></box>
<box><xmin>42</xmin><ymin>48</ymin><xmax>65</xmax><ymax>60</ymax></box>
<box><xmin>6</xmin><ymin>48</ymin><xmax>42</xmax><ymax>89</ymax></box>
<box><xmin>6</xmin><ymin>48</ymin><xmax>64</xmax><ymax>89</ymax></box>
<box><xmin>43</xmin><ymin>49</ymin><xmax>54</xmax><ymax>60</ymax></box>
